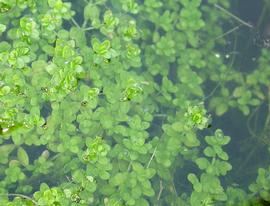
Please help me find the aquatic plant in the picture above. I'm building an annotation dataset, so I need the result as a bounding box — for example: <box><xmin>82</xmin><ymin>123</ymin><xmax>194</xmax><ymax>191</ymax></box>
<box><xmin>1</xmin><ymin>0</ymin><xmax>270</xmax><ymax>205</ymax></box>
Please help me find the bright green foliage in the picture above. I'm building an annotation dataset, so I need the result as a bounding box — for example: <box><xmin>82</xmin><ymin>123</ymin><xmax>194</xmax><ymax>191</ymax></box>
<box><xmin>121</xmin><ymin>0</ymin><xmax>139</xmax><ymax>14</ymax></box>
<box><xmin>107</xmin><ymin>163</ymin><xmax>155</xmax><ymax>205</ymax></box>
<box><xmin>188</xmin><ymin>173</ymin><xmax>227</xmax><ymax>205</ymax></box>
<box><xmin>17</xmin><ymin>16</ymin><xmax>39</xmax><ymax>43</ymax></box>
<box><xmin>249</xmin><ymin>167</ymin><xmax>270</xmax><ymax>202</ymax></box>
<box><xmin>83</xmin><ymin>3</ymin><xmax>100</xmax><ymax>28</ymax></box>
<box><xmin>120</xmin><ymin>79</ymin><xmax>146</xmax><ymax>101</ymax></box>
<box><xmin>33</xmin><ymin>183</ymin><xmax>69</xmax><ymax>205</ymax></box>
<box><xmin>63</xmin><ymin>170</ymin><xmax>96</xmax><ymax>204</ymax></box>
<box><xmin>1</xmin><ymin>0</ymin><xmax>270</xmax><ymax>205</ymax></box>
<box><xmin>195</xmin><ymin>130</ymin><xmax>232</xmax><ymax>176</ymax></box>
<box><xmin>0</xmin><ymin>2</ymin><xmax>11</xmax><ymax>13</ymax></box>
<box><xmin>17</xmin><ymin>146</ymin><xmax>29</xmax><ymax>167</ymax></box>
<box><xmin>27</xmin><ymin>150</ymin><xmax>53</xmax><ymax>175</ymax></box>
<box><xmin>205</xmin><ymin>129</ymin><xmax>231</xmax><ymax>147</ymax></box>
<box><xmin>0</xmin><ymin>144</ymin><xmax>15</xmax><ymax>164</ymax></box>
<box><xmin>121</xmin><ymin>20</ymin><xmax>138</xmax><ymax>41</ymax></box>
<box><xmin>225</xmin><ymin>187</ymin><xmax>250</xmax><ymax>206</ymax></box>
<box><xmin>91</xmin><ymin>38</ymin><xmax>118</xmax><ymax>64</ymax></box>
<box><xmin>47</xmin><ymin>0</ymin><xmax>73</xmax><ymax>19</ymax></box>
<box><xmin>45</xmin><ymin>39</ymin><xmax>84</xmax><ymax>100</ymax></box>
<box><xmin>82</xmin><ymin>136</ymin><xmax>109</xmax><ymax>162</ymax></box>
<box><xmin>188</xmin><ymin>129</ymin><xmax>232</xmax><ymax>205</ymax></box>
<box><xmin>185</xmin><ymin>103</ymin><xmax>211</xmax><ymax>130</ymax></box>
<box><xmin>0</xmin><ymin>23</ymin><xmax>6</xmax><ymax>33</ymax></box>
<box><xmin>209</xmin><ymin>97</ymin><xmax>229</xmax><ymax>116</ymax></box>
<box><xmin>8</xmin><ymin>46</ymin><xmax>31</xmax><ymax>68</ymax></box>
<box><xmin>4</xmin><ymin>165</ymin><xmax>26</xmax><ymax>184</ymax></box>
<box><xmin>155</xmin><ymin>35</ymin><xmax>175</xmax><ymax>57</ymax></box>
<box><xmin>101</xmin><ymin>10</ymin><xmax>119</xmax><ymax>36</ymax></box>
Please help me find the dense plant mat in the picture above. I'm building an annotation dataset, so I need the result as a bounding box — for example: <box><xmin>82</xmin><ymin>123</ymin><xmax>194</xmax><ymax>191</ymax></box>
<box><xmin>1</xmin><ymin>0</ymin><xmax>270</xmax><ymax>205</ymax></box>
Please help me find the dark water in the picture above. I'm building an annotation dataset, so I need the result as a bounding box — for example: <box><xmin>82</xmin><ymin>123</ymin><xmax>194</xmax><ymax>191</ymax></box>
<box><xmin>212</xmin><ymin>0</ymin><xmax>270</xmax><ymax>188</ymax></box>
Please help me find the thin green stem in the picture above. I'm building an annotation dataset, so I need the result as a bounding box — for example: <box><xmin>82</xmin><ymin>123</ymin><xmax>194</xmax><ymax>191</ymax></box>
<box><xmin>238</xmin><ymin>89</ymin><xmax>270</xmax><ymax>174</ymax></box>
<box><xmin>83</xmin><ymin>26</ymin><xmax>95</xmax><ymax>31</ymax></box>
<box><xmin>153</xmin><ymin>114</ymin><xmax>167</xmax><ymax>117</ymax></box>
<box><xmin>263</xmin><ymin>87</ymin><xmax>270</xmax><ymax>129</ymax></box>
<box><xmin>214</xmin><ymin>4</ymin><xmax>253</xmax><ymax>28</ymax></box>
<box><xmin>256</xmin><ymin>3</ymin><xmax>268</xmax><ymax>28</ymax></box>
<box><xmin>214</xmin><ymin>25</ymin><xmax>241</xmax><ymax>40</ymax></box>
<box><xmin>71</xmin><ymin>17</ymin><xmax>80</xmax><ymax>28</ymax></box>
<box><xmin>146</xmin><ymin>146</ymin><xmax>157</xmax><ymax>168</ymax></box>
<box><xmin>157</xmin><ymin>180</ymin><xmax>163</xmax><ymax>201</ymax></box>
<box><xmin>236</xmin><ymin>144</ymin><xmax>258</xmax><ymax>175</ymax></box>
<box><xmin>0</xmin><ymin>193</ymin><xmax>38</xmax><ymax>205</ymax></box>
<box><xmin>247</xmin><ymin>105</ymin><xmax>261</xmax><ymax>138</ymax></box>
<box><xmin>82</xmin><ymin>19</ymin><xmax>88</xmax><ymax>28</ymax></box>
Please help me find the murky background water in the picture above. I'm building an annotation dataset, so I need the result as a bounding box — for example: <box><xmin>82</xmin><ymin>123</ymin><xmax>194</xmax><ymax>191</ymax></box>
<box><xmin>209</xmin><ymin>0</ymin><xmax>270</xmax><ymax>189</ymax></box>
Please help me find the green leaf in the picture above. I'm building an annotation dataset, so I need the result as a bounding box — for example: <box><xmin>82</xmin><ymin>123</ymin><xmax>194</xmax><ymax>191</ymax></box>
<box><xmin>0</xmin><ymin>24</ymin><xmax>6</xmax><ymax>33</ymax></box>
<box><xmin>214</xmin><ymin>146</ymin><xmax>229</xmax><ymax>160</ymax></box>
<box><xmin>99</xmin><ymin>170</ymin><xmax>110</xmax><ymax>180</ymax></box>
<box><xmin>136</xmin><ymin>198</ymin><xmax>149</xmax><ymax>206</ymax></box>
<box><xmin>110</xmin><ymin>172</ymin><xmax>127</xmax><ymax>186</ymax></box>
<box><xmin>233</xmin><ymin>87</ymin><xmax>244</xmax><ymax>97</ymax></box>
<box><xmin>132</xmin><ymin>162</ymin><xmax>144</xmax><ymax>173</ymax></box>
<box><xmin>239</xmin><ymin>105</ymin><xmax>250</xmax><ymax>115</ymax></box>
<box><xmin>216</xmin><ymin>103</ymin><xmax>228</xmax><ymax>116</ymax></box>
<box><xmin>249</xmin><ymin>98</ymin><xmax>261</xmax><ymax>106</ymax></box>
<box><xmin>0</xmin><ymin>2</ymin><xmax>11</xmax><ymax>13</ymax></box>
<box><xmin>188</xmin><ymin>173</ymin><xmax>199</xmax><ymax>186</ymax></box>
<box><xmin>145</xmin><ymin>168</ymin><xmax>156</xmax><ymax>178</ymax></box>
<box><xmin>0</xmin><ymin>144</ymin><xmax>16</xmax><ymax>154</ymax></box>
<box><xmin>205</xmin><ymin>130</ymin><xmax>231</xmax><ymax>146</ymax></box>
<box><xmin>185</xmin><ymin>133</ymin><xmax>200</xmax><ymax>147</ymax></box>
<box><xmin>215</xmin><ymin>160</ymin><xmax>232</xmax><ymax>176</ymax></box>
<box><xmin>190</xmin><ymin>191</ymin><xmax>211</xmax><ymax>206</ymax></box>
<box><xmin>17</xmin><ymin>147</ymin><xmax>29</xmax><ymax>166</ymax></box>
<box><xmin>195</xmin><ymin>157</ymin><xmax>209</xmax><ymax>170</ymax></box>
<box><xmin>203</xmin><ymin>146</ymin><xmax>215</xmax><ymax>157</ymax></box>
<box><xmin>141</xmin><ymin>181</ymin><xmax>155</xmax><ymax>197</ymax></box>
<box><xmin>70</xmin><ymin>27</ymin><xmax>86</xmax><ymax>48</ymax></box>
<box><xmin>0</xmin><ymin>144</ymin><xmax>16</xmax><ymax>164</ymax></box>
<box><xmin>84</xmin><ymin>4</ymin><xmax>100</xmax><ymax>21</ymax></box>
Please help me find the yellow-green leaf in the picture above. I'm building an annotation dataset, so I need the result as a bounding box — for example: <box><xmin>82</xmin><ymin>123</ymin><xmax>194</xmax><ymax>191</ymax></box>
<box><xmin>0</xmin><ymin>144</ymin><xmax>15</xmax><ymax>154</ymax></box>
<box><xmin>17</xmin><ymin>147</ymin><xmax>29</xmax><ymax>166</ymax></box>
<box><xmin>216</xmin><ymin>103</ymin><xmax>228</xmax><ymax>116</ymax></box>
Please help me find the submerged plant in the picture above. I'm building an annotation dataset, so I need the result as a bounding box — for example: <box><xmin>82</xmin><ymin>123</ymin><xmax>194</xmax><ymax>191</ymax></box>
<box><xmin>1</xmin><ymin>0</ymin><xmax>270</xmax><ymax>206</ymax></box>
<box><xmin>184</xmin><ymin>103</ymin><xmax>211</xmax><ymax>130</ymax></box>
